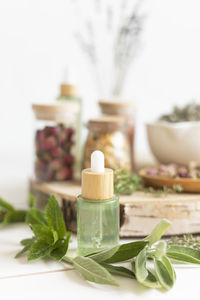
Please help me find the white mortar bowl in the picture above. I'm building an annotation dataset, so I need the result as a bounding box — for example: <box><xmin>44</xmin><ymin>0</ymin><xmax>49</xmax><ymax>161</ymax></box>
<box><xmin>146</xmin><ymin>121</ymin><xmax>200</xmax><ymax>165</ymax></box>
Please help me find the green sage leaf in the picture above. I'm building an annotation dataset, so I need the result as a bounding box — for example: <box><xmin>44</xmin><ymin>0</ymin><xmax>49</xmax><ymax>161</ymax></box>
<box><xmin>88</xmin><ymin>246</ymin><xmax>119</xmax><ymax>262</ymax></box>
<box><xmin>162</xmin><ymin>256</ymin><xmax>176</xmax><ymax>282</ymax></box>
<box><xmin>50</xmin><ymin>232</ymin><xmax>71</xmax><ymax>261</ymax></box>
<box><xmin>90</xmin><ymin>241</ymin><xmax>147</xmax><ymax>263</ymax></box>
<box><xmin>46</xmin><ymin>195</ymin><xmax>66</xmax><ymax>239</ymax></box>
<box><xmin>167</xmin><ymin>245</ymin><xmax>200</xmax><ymax>264</ymax></box>
<box><xmin>26</xmin><ymin>208</ymin><xmax>47</xmax><ymax>226</ymax></box>
<box><xmin>101</xmin><ymin>263</ymin><xmax>135</xmax><ymax>279</ymax></box>
<box><xmin>132</xmin><ymin>258</ymin><xmax>161</xmax><ymax>288</ymax></box>
<box><xmin>140</xmin><ymin>271</ymin><xmax>161</xmax><ymax>289</ymax></box>
<box><xmin>72</xmin><ymin>256</ymin><xmax>119</xmax><ymax>286</ymax></box>
<box><xmin>144</xmin><ymin>219</ymin><xmax>171</xmax><ymax>246</ymax></box>
<box><xmin>27</xmin><ymin>240</ymin><xmax>52</xmax><ymax>261</ymax></box>
<box><xmin>135</xmin><ymin>248</ymin><xmax>148</xmax><ymax>282</ymax></box>
<box><xmin>154</xmin><ymin>258</ymin><xmax>174</xmax><ymax>290</ymax></box>
<box><xmin>155</xmin><ymin>241</ymin><xmax>167</xmax><ymax>258</ymax></box>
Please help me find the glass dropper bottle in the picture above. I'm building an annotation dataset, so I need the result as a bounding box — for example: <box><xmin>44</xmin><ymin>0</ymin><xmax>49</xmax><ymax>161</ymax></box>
<box><xmin>77</xmin><ymin>150</ymin><xmax>119</xmax><ymax>256</ymax></box>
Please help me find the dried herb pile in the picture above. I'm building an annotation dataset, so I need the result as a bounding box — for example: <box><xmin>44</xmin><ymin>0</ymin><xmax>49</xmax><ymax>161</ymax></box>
<box><xmin>114</xmin><ymin>169</ymin><xmax>183</xmax><ymax>196</ymax></box>
<box><xmin>159</xmin><ymin>102</ymin><xmax>200</xmax><ymax>123</ymax></box>
<box><xmin>1</xmin><ymin>195</ymin><xmax>200</xmax><ymax>291</ymax></box>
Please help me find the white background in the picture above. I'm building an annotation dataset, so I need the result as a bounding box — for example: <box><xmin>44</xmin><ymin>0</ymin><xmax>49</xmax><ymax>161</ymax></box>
<box><xmin>0</xmin><ymin>0</ymin><xmax>200</xmax><ymax>190</ymax></box>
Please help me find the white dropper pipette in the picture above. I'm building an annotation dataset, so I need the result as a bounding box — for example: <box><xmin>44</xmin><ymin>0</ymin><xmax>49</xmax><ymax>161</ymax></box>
<box><xmin>91</xmin><ymin>150</ymin><xmax>105</xmax><ymax>173</ymax></box>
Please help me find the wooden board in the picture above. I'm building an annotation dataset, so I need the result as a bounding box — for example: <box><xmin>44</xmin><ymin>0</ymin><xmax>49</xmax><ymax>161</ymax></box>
<box><xmin>30</xmin><ymin>181</ymin><xmax>200</xmax><ymax>237</ymax></box>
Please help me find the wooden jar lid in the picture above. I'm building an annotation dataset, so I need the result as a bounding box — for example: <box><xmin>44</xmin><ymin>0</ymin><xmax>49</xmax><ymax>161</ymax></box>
<box><xmin>99</xmin><ymin>100</ymin><xmax>137</xmax><ymax>116</ymax></box>
<box><xmin>32</xmin><ymin>102</ymin><xmax>79</xmax><ymax>122</ymax></box>
<box><xmin>87</xmin><ymin>116</ymin><xmax>125</xmax><ymax>131</ymax></box>
<box><xmin>82</xmin><ymin>168</ymin><xmax>113</xmax><ymax>200</ymax></box>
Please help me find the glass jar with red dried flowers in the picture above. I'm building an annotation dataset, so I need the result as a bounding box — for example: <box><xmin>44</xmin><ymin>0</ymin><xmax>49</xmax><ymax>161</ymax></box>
<box><xmin>32</xmin><ymin>103</ymin><xmax>80</xmax><ymax>182</ymax></box>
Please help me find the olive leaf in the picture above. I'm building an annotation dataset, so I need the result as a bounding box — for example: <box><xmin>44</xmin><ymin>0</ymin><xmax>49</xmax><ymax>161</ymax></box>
<box><xmin>167</xmin><ymin>245</ymin><xmax>200</xmax><ymax>264</ymax></box>
<box><xmin>144</xmin><ymin>219</ymin><xmax>171</xmax><ymax>246</ymax></box>
<box><xmin>72</xmin><ymin>256</ymin><xmax>119</xmax><ymax>286</ymax></box>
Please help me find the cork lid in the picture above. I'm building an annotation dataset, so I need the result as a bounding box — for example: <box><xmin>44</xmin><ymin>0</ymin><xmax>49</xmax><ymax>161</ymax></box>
<box><xmin>99</xmin><ymin>100</ymin><xmax>137</xmax><ymax>116</ymax></box>
<box><xmin>87</xmin><ymin>116</ymin><xmax>125</xmax><ymax>131</ymax></box>
<box><xmin>32</xmin><ymin>102</ymin><xmax>79</xmax><ymax>122</ymax></box>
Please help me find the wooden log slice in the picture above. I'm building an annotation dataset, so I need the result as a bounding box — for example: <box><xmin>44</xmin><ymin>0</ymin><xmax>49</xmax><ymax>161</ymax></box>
<box><xmin>30</xmin><ymin>180</ymin><xmax>200</xmax><ymax>237</ymax></box>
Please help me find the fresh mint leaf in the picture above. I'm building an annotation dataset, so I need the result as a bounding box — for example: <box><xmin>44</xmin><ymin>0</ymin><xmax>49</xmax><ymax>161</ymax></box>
<box><xmin>46</xmin><ymin>195</ymin><xmax>66</xmax><ymax>239</ymax></box>
<box><xmin>26</xmin><ymin>208</ymin><xmax>47</xmax><ymax>226</ymax></box>
<box><xmin>15</xmin><ymin>238</ymin><xmax>36</xmax><ymax>258</ymax></box>
<box><xmin>50</xmin><ymin>232</ymin><xmax>71</xmax><ymax>261</ymax></box>
<box><xmin>0</xmin><ymin>198</ymin><xmax>14</xmax><ymax>212</ymax></box>
<box><xmin>29</xmin><ymin>194</ymin><xmax>35</xmax><ymax>208</ymax></box>
<box><xmin>0</xmin><ymin>211</ymin><xmax>14</xmax><ymax>228</ymax></box>
<box><xmin>154</xmin><ymin>258</ymin><xmax>174</xmax><ymax>290</ymax></box>
<box><xmin>8</xmin><ymin>210</ymin><xmax>26</xmax><ymax>223</ymax></box>
<box><xmin>144</xmin><ymin>219</ymin><xmax>171</xmax><ymax>246</ymax></box>
<box><xmin>31</xmin><ymin>224</ymin><xmax>55</xmax><ymax>244</ymax></box>
<box><xmin>27</xmin><ymin>240</ymin><xmax>52</xmax><ymax>261</ymax></box>
<box><xmin>21</xmin><ymin>237</ymin><xmax>36</xmax><ymax>246</ymax></box>
<box><xmin>101</xmin><ymin>263</ymin><xmax>135</xmax><ymax>279</ymax></box>
<box><xmin>72</xmin><ymin>256</ymin><xmax>119</xmax><ymax>286</ymax></box>
<box><xmin>167</xmin><ymin>245</ymin><xmax>200</xmax><ymax>264</ymax></box>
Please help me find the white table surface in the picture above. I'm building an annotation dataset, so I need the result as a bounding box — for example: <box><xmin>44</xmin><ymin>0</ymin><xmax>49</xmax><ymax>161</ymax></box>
<box><xmin>0</xmin><ymin>158</ymin><xmax>199</xmax><ymax>300</ymax></box>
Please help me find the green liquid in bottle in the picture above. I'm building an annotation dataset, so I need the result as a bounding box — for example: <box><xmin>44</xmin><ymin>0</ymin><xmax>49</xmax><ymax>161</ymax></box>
<box><xmin>77</xmin><ymin>195</ymin><xmax>119</xmax><ymax>256</ymax></box>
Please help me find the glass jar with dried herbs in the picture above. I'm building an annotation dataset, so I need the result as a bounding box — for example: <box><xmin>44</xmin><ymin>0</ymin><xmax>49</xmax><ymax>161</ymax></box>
<box><xmin>83</xmin><ymin>116</ymin><xmax>131</xmax><ymax>172</ymax></box>
<box><xmin>99</xmin><ymin>100</ymin><xmax>136</xmax><ymax>171</ymax></box>
<box><xmin>32</xmin><ymin>103</ymin><xmax>80</xmax><ymax>182</ymax></box>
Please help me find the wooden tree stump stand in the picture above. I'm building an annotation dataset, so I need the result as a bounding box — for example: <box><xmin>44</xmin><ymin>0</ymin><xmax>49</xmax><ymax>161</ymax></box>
<box><xmin>30</xmin><ymin>180</ymin><xmax>200</xmax><ymax>237</ymax></box>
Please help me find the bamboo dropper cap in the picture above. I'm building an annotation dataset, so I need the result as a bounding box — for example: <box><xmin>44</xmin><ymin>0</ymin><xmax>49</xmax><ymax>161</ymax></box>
<box><xmin>82</xmin><ymin>151</ymin><xmax>113</xmax><ymax>200</ymax></box>
<box><xmin>60</xmin><ymin>84</ymin><xmax>79</xmax><ymax>97</ymax></box>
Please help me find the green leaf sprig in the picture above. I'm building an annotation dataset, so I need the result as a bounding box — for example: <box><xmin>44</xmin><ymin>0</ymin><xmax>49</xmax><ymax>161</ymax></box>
<box><xmin>114</xmin><ymin>169</ymin><xmax>143</xmax><ymax>195</ymax></box>
<box><xmin>0</xmin><ymin>198</ymin><xmax>27</xmax><ymax>228</ymax></box>
<box><xmin>15</xmin><ymin>195</ymin><xmax>71</xmax><ymax>261</ymax></box>
<box><xmin>2</xmin><ymin>195</ymin><xmax>200</xmax><ymax>291</ymax></box>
